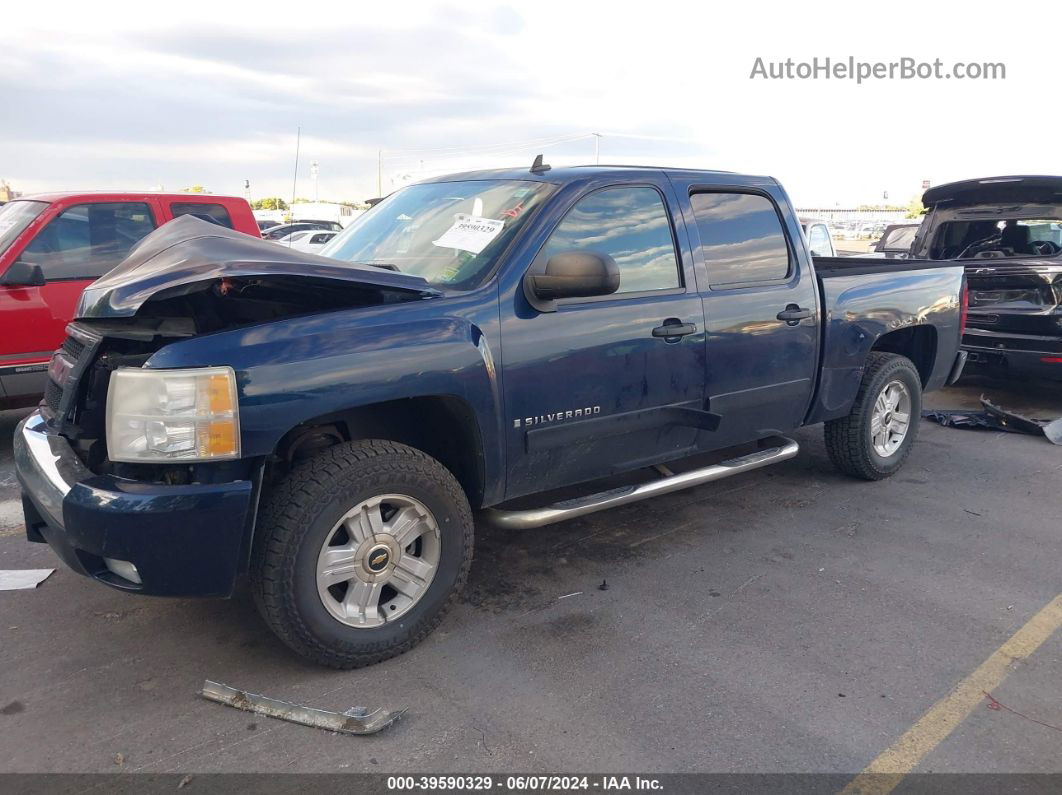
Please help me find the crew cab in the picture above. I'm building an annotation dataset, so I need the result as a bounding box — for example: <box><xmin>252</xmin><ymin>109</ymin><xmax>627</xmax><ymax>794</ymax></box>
<box><xmin>903</xmin><ymin>176</ymin><xmax>1062</xmax><ymax>381</ymax></box>
<box><xmin>0</xmin><ymin>192</ymin><xmax>259</xmax><ymax>408</ymax></box>
<box><xmin>14</xmin><ymin>165</ymin><xmax>967</xmax><ymax>668</ymax></box>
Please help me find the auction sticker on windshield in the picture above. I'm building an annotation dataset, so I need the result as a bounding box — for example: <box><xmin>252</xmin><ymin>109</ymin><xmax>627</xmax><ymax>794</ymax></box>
<box><xmin>433</xmin><ymin>214</ymin><xmax>505</xmax><ymax>254</ymax></box>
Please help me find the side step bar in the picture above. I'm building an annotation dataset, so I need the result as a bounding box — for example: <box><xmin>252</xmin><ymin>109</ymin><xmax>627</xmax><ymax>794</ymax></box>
<box><xmin>483</xmin><ymin>436</ymin><xmax>799</xmax><ymax>530</ymax></box>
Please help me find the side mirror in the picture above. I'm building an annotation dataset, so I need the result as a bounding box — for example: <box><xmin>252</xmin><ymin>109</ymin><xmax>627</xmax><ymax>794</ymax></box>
<box><xmin>0</xmin><ymin>260</ymin><xmax>46</xmax><ymax>287</ymax></box>
<box><xmin>528</xmin><ymin>251</ymin><xmax>620</xmax><ymax>301</ymax></box>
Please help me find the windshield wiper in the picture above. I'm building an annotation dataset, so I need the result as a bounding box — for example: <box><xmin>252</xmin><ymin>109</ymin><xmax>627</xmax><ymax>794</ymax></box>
<box><xmin>352</xmin><ymin>261</ymin><xmax>401</xmax><ymax>272</ymax></box>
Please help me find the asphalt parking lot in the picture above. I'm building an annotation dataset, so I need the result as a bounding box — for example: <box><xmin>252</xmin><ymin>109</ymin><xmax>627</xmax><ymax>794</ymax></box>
<box><xmin>1</xmin><ymin>373</ymin><xmax>1059</xmax><ymax>777</ymax></box>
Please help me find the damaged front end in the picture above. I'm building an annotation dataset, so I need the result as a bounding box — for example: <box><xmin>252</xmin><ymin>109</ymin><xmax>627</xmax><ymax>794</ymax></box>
<box><xmin>77</xmin><ymin>213</ymin><xmax>439</xmax><ymax>326</ymax></box>
<box><xmin>44</xmin><ymin>216</ymin><xmax>440</xmax><ymax>478</ymax></box>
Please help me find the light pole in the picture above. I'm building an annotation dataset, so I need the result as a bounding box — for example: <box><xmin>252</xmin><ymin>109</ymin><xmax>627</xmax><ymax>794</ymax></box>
<box><xmin>310</xmin><ymin>161</ymin><xmax>319</xmax><ymax>202</ymax></box>
<box><xmin>592</xmin><ymin>132</ymin><xmax>602</xmax><ymax>165</ymax></box>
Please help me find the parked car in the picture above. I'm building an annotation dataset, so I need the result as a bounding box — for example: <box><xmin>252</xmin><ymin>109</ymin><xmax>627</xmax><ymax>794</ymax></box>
<box><xmin>800</xmin><ymin>217</ymin><xmax>836</xmax><ymax>257</ymax></box>
<box><xmin>257</xmin><ymin>219</ymin><xmax>281</xmax><ymax>231</ymax></box>
<box><xmin>282</xmin><ymin>229</ymin><xmax>338</xmax><ymax>253</ymax></box>
<box><xmin>906</xmin><ymin>175</ymin><xmax>1062</xmax><ymax>380</ymax></box>
<box><xmin>0</xmin><ymin>193</ymin><xmax>260</xmax><ymax>409</ymax></box>
<box><xmin>15</xmin><ymin>165</ymin><xmax>967</xmax><ymax>668</ymax></box>
<box><xmin>262</xmin><ymin>221</ymin><xmax>342</xmax><ymax>240</ymax></box>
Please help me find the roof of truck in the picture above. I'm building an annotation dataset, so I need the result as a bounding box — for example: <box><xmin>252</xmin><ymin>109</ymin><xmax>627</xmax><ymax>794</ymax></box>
<box><xmin>922</xmin><ymin>176</ymin><xmax>1062</xmax><ymax>207</ymax></box>
<box><xmin>418</xmin><ymin>164</ymin><xmax>746</xmax><ymax>185</ymax></box>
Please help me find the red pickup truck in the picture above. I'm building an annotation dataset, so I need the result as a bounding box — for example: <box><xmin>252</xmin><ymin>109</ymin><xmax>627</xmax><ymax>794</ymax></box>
<box><xmin>0</xmin><ymin>192</ymin><xmax>259</xmax><ymax>408</ymax></box>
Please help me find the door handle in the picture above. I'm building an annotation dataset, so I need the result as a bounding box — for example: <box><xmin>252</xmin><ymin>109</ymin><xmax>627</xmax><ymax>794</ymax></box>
<box><xmin>652</xmin><ymin>321</ymin><xmax>698</xmax><ymax>338</ymax></box>
<box><xmin>776</xmin><ymin>305</ymin><xmax>813</xmax><ymax>325</ymax></box>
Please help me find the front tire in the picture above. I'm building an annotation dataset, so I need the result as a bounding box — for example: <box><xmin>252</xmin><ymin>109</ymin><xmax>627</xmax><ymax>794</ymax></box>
<box><xmin>824</xmin><ymin>352</ymin><xmax>922</xmax><ymax>481</ymax></box>
<box><xmin>251</xmin><ymin>440</ymin><xmax>473</xmax><ymax>668</ymax></box>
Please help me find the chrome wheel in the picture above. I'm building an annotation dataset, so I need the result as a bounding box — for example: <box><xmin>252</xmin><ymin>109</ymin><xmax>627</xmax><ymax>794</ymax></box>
<box><xmin>870</xmin><ymin>379</ymin><xmax>912</xmax><ymax>457</ymax></box>
<box><xmin>316</xmin><ymin>494</ymin><xmax>441</xmax><ymax>629</ymax></box>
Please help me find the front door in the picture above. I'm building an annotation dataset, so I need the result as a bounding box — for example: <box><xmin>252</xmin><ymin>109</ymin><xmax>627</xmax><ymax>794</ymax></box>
<box><xmin>501</xmin><ymin>181</ymin><xmax>707</xmax><ymax>498</ymax></box>
<box><xmin>685</xmin><ymin>189</ymin><xmax>819</xmax><ymax>448</ymax></box>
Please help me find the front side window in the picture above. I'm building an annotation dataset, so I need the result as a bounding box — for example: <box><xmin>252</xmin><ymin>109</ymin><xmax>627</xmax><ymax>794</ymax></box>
<box><xmin>537</xmin><ymin>186</ymin><xmax>681</xmax><ymax>294</ymax></box>
<box><xmin>0</xmin><ymin>200</ymin><xmax>48</xmax><ymax>259</ymax></box>
<box><xmin>170</xmin><ymin>202</ymin><xmax>234</xmax><ymax>229</ymax></box>
<box><xmin>691</xmin><ymin>192</ymin><xmax>790</xmax><ymax>287</ymax></box>
<box><xmin>21</xmin><ymin>202</ymin><xmax>156</xmax><ymax>280</ymax></box>
<box><xmin>321</xmin><ymin>179</ymin><xmax>553</xmax><ymax>289</ymax></box>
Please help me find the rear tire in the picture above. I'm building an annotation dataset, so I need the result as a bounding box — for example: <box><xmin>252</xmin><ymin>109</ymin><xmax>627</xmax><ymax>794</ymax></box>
<box><xmin>251</xmin><ymin>440</ymin><xmax>473</xmax><ymax>668</ymax></box>
<box><xmin>824</xmin><ymin>352</ymin><xmax>922</xmax><ymax>481</ymax></box>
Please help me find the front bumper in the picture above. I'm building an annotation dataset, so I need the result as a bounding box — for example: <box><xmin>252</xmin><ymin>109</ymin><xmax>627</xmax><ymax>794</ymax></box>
<box><xmin>14</xmin><ymin>411</ymin><xmax>255</xmax><ymax>597</ymax></box>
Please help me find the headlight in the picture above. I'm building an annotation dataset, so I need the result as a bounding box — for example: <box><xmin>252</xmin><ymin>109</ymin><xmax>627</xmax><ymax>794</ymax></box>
<box><xmin>106</xmin><ymin>367</ymin><xmax>240</xmax><ymax>463</ymax></box>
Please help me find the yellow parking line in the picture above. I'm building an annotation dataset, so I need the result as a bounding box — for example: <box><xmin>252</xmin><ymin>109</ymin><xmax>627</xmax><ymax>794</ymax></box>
<box><xmin>842</xmin><ymin>594</ymin><xmax>1062</xmax><ymax>795</ymax></box>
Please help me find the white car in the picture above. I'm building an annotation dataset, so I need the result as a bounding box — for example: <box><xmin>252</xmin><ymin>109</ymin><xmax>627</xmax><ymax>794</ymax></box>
<box><xmin>799</xmin><ymin>217</ymin><xmax>836</xmax><ymax>257</ymax></box>
<box><xmin>278</xmin><ymin>230</ymin><xmax>338</xmax><ymax>253</ymax></box>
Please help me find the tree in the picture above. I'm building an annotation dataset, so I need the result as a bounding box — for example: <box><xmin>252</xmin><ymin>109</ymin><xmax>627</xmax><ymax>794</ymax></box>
<box><xmin>905</xmin><ymin>196</ymin><xmax>926</xmax><ymax>219</ymax></box>
<box><xmin>181</xmin><ymin>185</ymin><xmax>209</xmax><ymax>194</ymax></box>
<box><xmin>252</xmin><ymin>197</ymin><xmax>289</xmax><ymax>211</ymax></box>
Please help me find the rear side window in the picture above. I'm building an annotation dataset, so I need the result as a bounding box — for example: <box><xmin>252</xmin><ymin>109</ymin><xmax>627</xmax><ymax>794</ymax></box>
<box><xmin>691</xmin><ymin>192</ymin><xmax>791</xmax><ymax>286</ymax></box>
<box><xmin>22</xmin><ymin>202</ymin><xmax>156</xmax><ymax>280</ymax></box>
<box><xmin>170</xmin><ymin>202</ymin><xmax>233</xmax><ymax>229</ymax></box>
<box><xmin>539</xmin><ymin>186</ymin><xmax>681</xmax><ymax>294</ymax></box>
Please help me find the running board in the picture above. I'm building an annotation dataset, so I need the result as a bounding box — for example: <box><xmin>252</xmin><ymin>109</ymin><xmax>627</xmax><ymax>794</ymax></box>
<box><xmin>483</xmin><ymin>436</ymin><xmax>799</xmax><ymax>530</ymax></box>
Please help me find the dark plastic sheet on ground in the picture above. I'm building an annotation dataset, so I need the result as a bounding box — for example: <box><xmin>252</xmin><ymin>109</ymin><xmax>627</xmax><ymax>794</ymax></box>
<box><xmin>923</xmin><ymin>396</ymin><xmax>1062</xmax><ymax>445</ymax></box>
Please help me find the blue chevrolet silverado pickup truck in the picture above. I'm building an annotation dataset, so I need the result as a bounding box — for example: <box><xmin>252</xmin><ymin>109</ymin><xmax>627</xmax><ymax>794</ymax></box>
<box><xmin>15</xmin><ymin>164</ymin><xmax>968</xmax><ymax>667</ymax></box>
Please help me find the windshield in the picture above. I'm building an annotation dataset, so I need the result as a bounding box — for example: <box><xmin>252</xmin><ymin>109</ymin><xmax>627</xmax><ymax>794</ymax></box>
<box><xmin>0</xmin><ymin>200</ymin><xmax>48</xmax><ymax>256</ymax></box>
<box><xmin>320</xmin><ymin>180</ymin><xmax>552</xmax><ymax>289</ymax></box>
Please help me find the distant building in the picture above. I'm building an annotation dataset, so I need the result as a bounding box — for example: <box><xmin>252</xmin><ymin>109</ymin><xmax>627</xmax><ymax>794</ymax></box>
<box><xmin>0</xmin><ymin>180</ymin><xmax>21</xmax><ymax>202</ymax></box>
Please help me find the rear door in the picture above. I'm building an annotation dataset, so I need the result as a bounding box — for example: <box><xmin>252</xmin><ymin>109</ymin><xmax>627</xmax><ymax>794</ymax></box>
<box><xmin>0</xmin><ymin>199</ymin><xmax>158</xmax><ymax>397</ymax></box>
<box><xmin>684</xmin><ymin>187</ymin><xmax>820</xmax><ymax>448</ymax></box>
<box><xmin>501</xmin><ymin>179</ymin><xmax>707</xmax><ymax>497</ymax></box>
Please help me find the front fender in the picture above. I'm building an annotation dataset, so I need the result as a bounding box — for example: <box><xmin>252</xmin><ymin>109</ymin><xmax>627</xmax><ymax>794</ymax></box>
<box><xmin>145</xmin><ymin>303</ymin><xmax>504</xmax><ymax>501</ymax></box>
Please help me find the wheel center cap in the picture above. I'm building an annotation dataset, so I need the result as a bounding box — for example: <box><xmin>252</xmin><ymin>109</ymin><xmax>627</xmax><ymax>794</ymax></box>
<box><xmin>365</xmin><ymin>545</ymin><xmax>391</xmax><ymax>573</ymax></box>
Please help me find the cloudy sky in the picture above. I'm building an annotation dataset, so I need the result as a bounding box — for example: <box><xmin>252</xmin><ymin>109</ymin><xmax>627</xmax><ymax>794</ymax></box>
<box><xmin>2</xmin><ymin>0</ymin><xmax>1057</xmax><ymax>207</ymax></box>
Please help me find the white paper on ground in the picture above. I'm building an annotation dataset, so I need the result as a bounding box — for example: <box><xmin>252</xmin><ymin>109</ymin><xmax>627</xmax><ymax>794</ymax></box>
<box><xmin>0</xmin><ymin>569</ymin><xmax>55</xmax><ymax>591</ymax></box>
<box><xmin>432</xmin><ymin>215</ymin><xmax>505</xmax><ymax>254</ymax></box>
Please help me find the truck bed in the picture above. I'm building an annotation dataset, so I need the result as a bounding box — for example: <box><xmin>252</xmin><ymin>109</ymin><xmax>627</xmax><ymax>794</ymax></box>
<box><xmin>805</xmin><ymin>257</ymin><xmax>966</xmax><ymax>426</ymax></box>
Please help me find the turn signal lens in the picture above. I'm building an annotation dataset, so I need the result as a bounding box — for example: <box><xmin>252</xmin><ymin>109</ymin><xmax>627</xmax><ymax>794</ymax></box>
<box><xmin>106</xmin><ymin>366</ymin><xmax>240</xmax><ymax>463</ymax></box>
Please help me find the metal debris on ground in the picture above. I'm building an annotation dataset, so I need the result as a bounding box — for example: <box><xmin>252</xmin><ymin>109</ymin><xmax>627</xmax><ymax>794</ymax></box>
<box><xmin>199</xmin><ymin>680</ymin><xmax>405</xmax><ymax>735</ymax></box>
<box><xmin>923</xmin><ymin>396</ymin><xmax>1062</xmax><ymax>445</ymax></box>
<box><xmin>0</xmin><ymin>569</ymin><xmax>55</xmax><ymax>591</ymax></box>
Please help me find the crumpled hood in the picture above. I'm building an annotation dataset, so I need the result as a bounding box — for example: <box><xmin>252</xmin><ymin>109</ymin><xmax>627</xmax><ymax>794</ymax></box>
<box><xmin>77</xmin><ymin>215</ymin><xmax>439</xmax><ymax>319</ymax></box>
